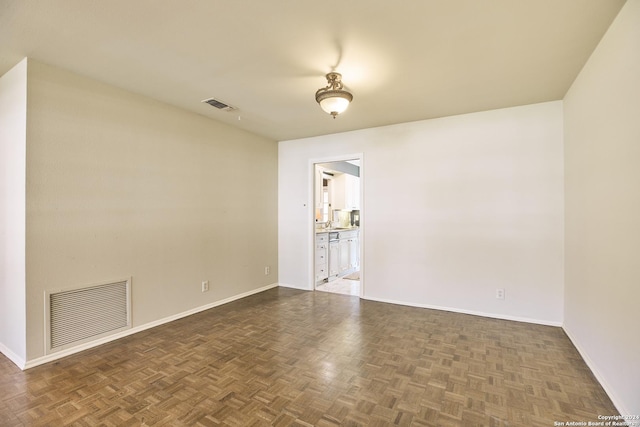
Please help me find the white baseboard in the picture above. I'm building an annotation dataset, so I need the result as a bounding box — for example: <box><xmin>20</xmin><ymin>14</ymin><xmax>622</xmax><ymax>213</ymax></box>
<box><xmin>361</xmin><ymin>295</ymin><xmax>563</xmax><ymax>327</ymax></box>
<box><xmin>0</xmin><ymin>342</ymin><xmax>26</xmax><ymax>370</ymax></box>
<box><xmin>277</xmin><ymin>282</ymin><xmax>312</xmax><ymax>291</ymax></box>
<box><xmin>21</xmin><ymin>283</ymin><xmax>279</xmax><ymax>370</ymax></box>
<box><xmin>562</xmin><ymin>324</ymin><xmax>629</xmax><ymax>415</ymax></box>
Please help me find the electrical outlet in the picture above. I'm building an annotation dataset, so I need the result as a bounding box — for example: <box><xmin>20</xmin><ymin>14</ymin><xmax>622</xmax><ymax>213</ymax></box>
<box><xmin>264</xmin><ymin>266</ymin><xmax>270</xmax><ymax>275</ymax></box>
<box><xmin>496</xmin><ymin>288</ymin><xmax>505</xmax><ymax>300</ymax></box>
<box><xmin>202</xmin><ymin>281</ymin><xmax>209</xmax><ymax>292</ymax></box>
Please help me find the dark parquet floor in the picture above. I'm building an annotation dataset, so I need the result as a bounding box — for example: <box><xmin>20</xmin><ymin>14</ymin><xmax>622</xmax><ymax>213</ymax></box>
<box><xmin>0</xmin><ymin>287</ymin><xmax>618</xmax><ymax>426</ymax></box>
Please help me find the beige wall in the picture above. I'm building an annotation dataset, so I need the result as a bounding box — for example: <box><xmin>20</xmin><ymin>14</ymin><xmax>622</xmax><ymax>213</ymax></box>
<box><xmin>23</xmin><ymin>60</ymin><xmax>278</xmax><ymax>362</ymax></box>
<box><xmin>279</xmin><ymin>101</ymin><xmax>565</xmax><ymax>325</ymax></box>
<box><xmin>0</xmin><ymin>59</ymin><xmax>28</xmax><ymax>364</ymax></box>
<box><xmin>564</xmin><ymin>0</ymin><xmax>640</xmax><ymax>415</ymax></box>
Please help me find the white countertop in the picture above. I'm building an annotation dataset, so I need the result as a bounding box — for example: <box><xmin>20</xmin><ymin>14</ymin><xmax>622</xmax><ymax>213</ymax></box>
<box><xmin>315</xmin><ymin>227</ymin><xmax>359</xmax><ymax>234</ymax></box>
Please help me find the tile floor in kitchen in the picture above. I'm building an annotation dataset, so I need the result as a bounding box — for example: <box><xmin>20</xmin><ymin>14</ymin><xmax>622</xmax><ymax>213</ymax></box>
<box><xmin>315</xmin><ymin>275</ymin><xmax>360</xmax><ymax>296</ymax></box>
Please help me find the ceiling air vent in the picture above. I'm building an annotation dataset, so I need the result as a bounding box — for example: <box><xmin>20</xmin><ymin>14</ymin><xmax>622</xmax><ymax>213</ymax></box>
<box><xmin>201</xmin><ymin>98</ymin><xmax>237</xmax><ymax>111</ymax></box>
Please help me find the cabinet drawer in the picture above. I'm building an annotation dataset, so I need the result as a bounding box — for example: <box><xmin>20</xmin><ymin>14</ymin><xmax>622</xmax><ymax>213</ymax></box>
<box><xmin>315</xmin><ymin>266</ymin><xmax>328</xmax><ymax>281</ymax></box>
<box><xmin>315</xmin><ymin>248</ymin><xmax>327</xmax><ymax>265</ymax></box>
<box><xmin>316</xmin><ymin>233</ymin><xmax>328</xmax><ymax>243</ymax></box>
<box><xmin>339</xmin><ymin>230</ymin><xmax>358</xmax><ymax>239</ymax></box>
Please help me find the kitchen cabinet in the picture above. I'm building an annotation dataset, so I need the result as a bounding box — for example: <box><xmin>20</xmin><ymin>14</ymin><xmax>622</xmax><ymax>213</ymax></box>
<box><xmin>331</xmin><ymin>173</ymin><xmax>360</xmax><ymax>211</ymax></box>
<box><xmin>348</xmin><ymin>237</ymin><xmax>359</xmax><ymax>269</ymax></box>
<box><xmin>339</xmin><ymin>239</ymin><xmax>350</xmax><ymax>273</ymax></box>
<box><xmin>339</xmin><ymin>230</ymin><xmax>359</xmax><ymax>273</ymax></box>
<box><xmin>315</xmin><ymin>233</ymin><xmax>329</xmax><ymax>284</ymax></box>
<box><xmin>345</xmin><ymin>173</ymin><xmax>360</xmax><ymax>210</ymax></box>
<box><xmin>318</xmin><ymin>229</ymin><xmax>359</xmax><ymax>284</ymax></box>
<box><xmin>328</xmin><ymin>240</ymin><xmax>340</xmax><ymax>280</ymax></box>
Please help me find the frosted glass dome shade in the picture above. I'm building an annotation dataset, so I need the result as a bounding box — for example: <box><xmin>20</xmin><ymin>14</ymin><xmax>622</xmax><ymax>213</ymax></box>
<box><xmin>318</xmin><ymin>93</ymin><xmax>351</xmax><ymax>115</ymax></box>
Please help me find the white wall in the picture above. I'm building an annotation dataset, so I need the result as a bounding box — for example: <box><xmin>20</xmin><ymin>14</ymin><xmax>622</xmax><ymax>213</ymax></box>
<box><xmin>22</xmin><ymin>60</ymin><xmax>278</xmax><ymax>362</ymax></box>
<box><xmin>279</xmin><ymin>101</ymin><xmax>564</xmax><ymax>325</ymax></box>
<box><xmin>564</xmin><ymin>0</ymin><xmax>640</xmax><ymax>415</ymax></box>
<box><xmin>0</xmin><ymin>59</ymin><xmax>28</xmax><ymax>365</ymax></box>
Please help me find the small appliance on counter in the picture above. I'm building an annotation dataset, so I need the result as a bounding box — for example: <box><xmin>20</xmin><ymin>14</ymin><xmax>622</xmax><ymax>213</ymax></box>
<box><xmin>350</xmin><ymin>210</ymin><xmax>360</xmax><ymax>226</ymax></box>
<box><xmin>332</xmin><ymin>209</ymin><xmax>352</xmax><ymax>228</ymax></box>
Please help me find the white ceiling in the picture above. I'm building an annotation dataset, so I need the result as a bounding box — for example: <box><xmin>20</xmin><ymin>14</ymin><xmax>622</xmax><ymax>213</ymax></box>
<box><xmin>0</xmin><ymin>0</ymin><xmax>626</xmax><ymax>141</ymax></box>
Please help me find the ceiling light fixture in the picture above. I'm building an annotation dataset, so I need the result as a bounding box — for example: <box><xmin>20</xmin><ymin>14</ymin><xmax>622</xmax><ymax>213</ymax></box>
<box><xmin>315</xmin><ymin>72</ymin><xmax>353</xmax><ymax>118</ymax></box>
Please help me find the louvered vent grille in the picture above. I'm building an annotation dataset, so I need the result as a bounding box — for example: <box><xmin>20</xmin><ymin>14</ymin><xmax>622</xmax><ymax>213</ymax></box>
<box><xmin>201</xmin><ymin>97</ymin><xmax>237</xmax><ymax>111</ymax></box>
<box><xmin>48</xmin><ymin>279</ymin><xmax>131</xmax><ymax>351</ymax></box>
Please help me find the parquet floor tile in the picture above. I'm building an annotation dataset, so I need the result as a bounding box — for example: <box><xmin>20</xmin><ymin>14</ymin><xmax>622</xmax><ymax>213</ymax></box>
<box><xmin>0</xmin><ymin>287</ymin><xmax>619</xmax><ymax>426</ymax></box>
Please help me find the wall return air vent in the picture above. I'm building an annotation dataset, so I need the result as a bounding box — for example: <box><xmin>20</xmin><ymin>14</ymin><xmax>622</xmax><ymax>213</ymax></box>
<box><xmin>45</xmin><ymin>278</ymin><xmax>132</xmax><ymax>354</ymax></box>
<box><xmin>201</xmin><ymin>97</ymin><xmax>237</xmax><ymax>111</ymax></box>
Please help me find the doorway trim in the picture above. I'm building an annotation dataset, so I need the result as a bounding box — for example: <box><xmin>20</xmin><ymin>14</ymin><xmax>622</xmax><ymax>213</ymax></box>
<box><xmin>309</xmin><ymin>153</ymin><xmax>364</xmax><ymax>297</ymax></box>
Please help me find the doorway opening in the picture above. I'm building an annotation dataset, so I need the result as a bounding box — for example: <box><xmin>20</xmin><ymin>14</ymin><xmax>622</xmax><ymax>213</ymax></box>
<box><xmin>312</xmin><ymin>156</ymin><xmax>362</xmax><ymax>297</ymax></box>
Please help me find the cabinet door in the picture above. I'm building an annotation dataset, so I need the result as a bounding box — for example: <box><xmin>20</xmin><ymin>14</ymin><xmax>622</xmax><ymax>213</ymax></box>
<box><xmin>345</xmin><ymin>174</ymin><xmax>360</xmax><ymax>210</ymax></box>
<box><xmin>339</xmin><ymin>239</ymin><xmax>349</xmax><ymax>272</ymax></box>
<box><xmin>348</xmin><ymin>238</ymin><xmax>358</xmax><ymax>269</ymax></box>
<box><xmin>329</xmin><ymin>241</ymin><xmax>340</xmax><ymax>277</ymax></box>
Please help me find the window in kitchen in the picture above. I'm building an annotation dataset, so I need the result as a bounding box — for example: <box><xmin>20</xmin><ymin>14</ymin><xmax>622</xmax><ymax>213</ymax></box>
<box><xmin>322</xmin><ymin>183</ymin><xmax>330</xmax><ymax>223</ymax></box>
